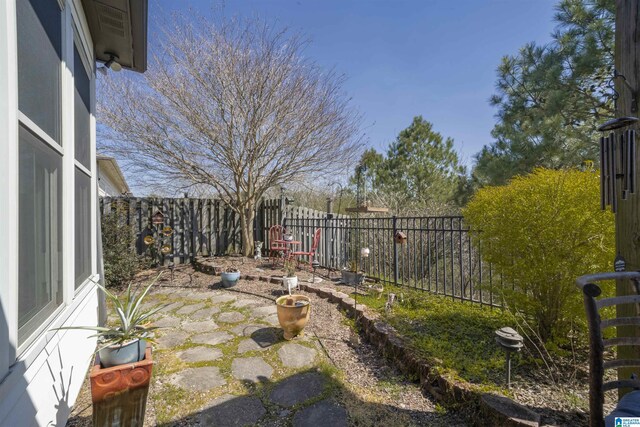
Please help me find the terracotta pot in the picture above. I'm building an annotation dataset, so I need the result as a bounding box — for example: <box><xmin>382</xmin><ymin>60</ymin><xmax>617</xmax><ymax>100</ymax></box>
<box><xmin>90</xmin><ymin>343</ymin><xmax>153</xmax><ymax>402</ymax></box>
<box><xmin>276</xmin><ymin>295</ymin><xmax>311</xmax><ymax>340</ymax></box>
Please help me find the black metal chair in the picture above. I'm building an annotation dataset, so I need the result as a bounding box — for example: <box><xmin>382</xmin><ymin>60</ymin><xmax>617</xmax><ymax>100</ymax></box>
<box><xmin>576</xmin><ymin>271</ymin><xmax>640</xmax><ymax>427</ymax></box>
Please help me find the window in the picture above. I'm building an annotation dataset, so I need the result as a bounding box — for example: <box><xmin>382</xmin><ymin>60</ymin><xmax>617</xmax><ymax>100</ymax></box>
<box><xmin>17</xmin><ymin>0</ymin><xmax>64</xmax><ymax>346</ymax></box>
<box><xmin>18</xmin><ymin>125</ymin><xmax>63</xmax><ymax>344</ymax></box>
<box><xmin>17</xmin><ymin>0</ymin><xmax>62</xmax><ymax>143</ymax></box>
<box><xmin>75</xmin><ymin>169</ymin><xmax>91</xmax><ymax>288</ymax></box>
<box><xmin>74</xmin><ymin>44</ymin><xmax>90</xmax><ymax>169</ymax></box>
<box><xmin>74</xmin><ymin>38</ymin><xmax>92</xmax><ymax>289</ymax></box>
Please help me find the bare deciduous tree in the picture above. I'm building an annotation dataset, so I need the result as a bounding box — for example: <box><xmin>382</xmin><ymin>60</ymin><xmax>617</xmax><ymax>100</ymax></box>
<box><xmin>98</xmin><ymin>14</ymin><xmax>362</xmax><ymax>256</ymax></box>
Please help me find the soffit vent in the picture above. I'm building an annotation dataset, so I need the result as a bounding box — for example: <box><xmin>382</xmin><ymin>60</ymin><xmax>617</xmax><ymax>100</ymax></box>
<box><xmin>95</xmin><ymin>3</ymin><xmax>127</xmax><ymax>38</ymax></box>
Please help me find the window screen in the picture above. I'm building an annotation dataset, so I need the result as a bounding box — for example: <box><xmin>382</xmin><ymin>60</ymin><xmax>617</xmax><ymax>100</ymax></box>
<box><xmin>18</xmin><ymin>125</ymin><xmax>63</xmax><ymax>344</ymax></box>
<box><xmin>75</xmin><ymin>169</ymin><xmax>91</xmax><ymax>288</ymax></box>
<box><xmin>17</xmin><ymin>0</ymin><xmax>62</xmax><ymax>143</ymax></box>
<box><xmin>74</xmin><ymin>45</ymin><xmax>91</xmax><ymax>168</ymax></box>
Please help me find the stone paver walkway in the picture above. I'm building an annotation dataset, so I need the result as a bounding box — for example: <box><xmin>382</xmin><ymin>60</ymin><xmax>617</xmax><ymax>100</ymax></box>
<box><xmin>145</xmin><ymin>287</ymin><xmax>343</xmax><ymax>426</ymax></box>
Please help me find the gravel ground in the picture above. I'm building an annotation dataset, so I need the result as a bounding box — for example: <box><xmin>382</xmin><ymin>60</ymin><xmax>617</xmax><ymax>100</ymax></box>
<box><xmin>66</xmin><ymin>259</ymin><xmax>465</xmax><ymax>426</ymax></box>
<box><xmin>67</xmin><ymin>257</ymin><xmax>613</xmax><ymax>426</ymax></box>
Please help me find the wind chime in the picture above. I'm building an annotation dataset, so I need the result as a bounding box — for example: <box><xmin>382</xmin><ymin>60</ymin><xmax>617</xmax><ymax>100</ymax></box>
<box><xmin>599</xmin><ymin>116</ymin><xmax>638</xmax><ymax>213</ymax></box>
<box><xmin>598</xmin><ymin>71</ymin><xmax>639</xmax><ymax>213</ymax></box>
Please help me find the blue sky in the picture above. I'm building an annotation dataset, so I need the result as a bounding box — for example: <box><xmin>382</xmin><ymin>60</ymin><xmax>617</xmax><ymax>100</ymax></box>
<box><xmin>152</xmin><ymin>0</ymin><xmax>558</xmax><ymax>169</ymax></box>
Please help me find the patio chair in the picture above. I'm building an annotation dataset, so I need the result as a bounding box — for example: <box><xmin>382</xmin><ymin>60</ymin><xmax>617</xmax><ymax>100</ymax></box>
<box><xmin>268</xmin><ymin>224</ymin><xmax>289</xmax><ymax>265</ymax></box>
<box><xmin>289</xmin><ymin>228</ymin><xmax>321</xmax><ymax>271</ymax></box>
<box><xmin>575</xmin><ymin>271</ymin><xmax>640</xmax><ymax>427</ymax></box>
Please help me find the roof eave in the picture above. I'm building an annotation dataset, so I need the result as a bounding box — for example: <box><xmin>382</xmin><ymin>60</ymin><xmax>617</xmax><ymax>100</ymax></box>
<box><xmin>81</xmin><ymin>0</ymin><xmax>148</xmax><ymax>73</ymax></box>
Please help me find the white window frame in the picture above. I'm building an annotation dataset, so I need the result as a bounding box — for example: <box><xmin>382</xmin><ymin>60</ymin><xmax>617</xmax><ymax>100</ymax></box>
<box><xmin>0</xmin><ymin>0</ymin><xmax>99</xmax><ymax>390</ymax></box>
<box><xmin>16</xmin><ymin>0</ymin><xmax>67</xmax><ymax>355</ymax></box>
<box><xmin>4</xmin><ymin>0</ymin><xmax>98</xmax><ymax>360</ymax></box>
<box><xmin>71</xmin><ymin>12</ymin><xmax>95</xmax><ymax>292</ymax></box>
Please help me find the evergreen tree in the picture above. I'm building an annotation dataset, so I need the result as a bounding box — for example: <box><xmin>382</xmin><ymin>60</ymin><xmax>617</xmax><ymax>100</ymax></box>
<box><xmin>474</xmin><ymin>0</ymin><xmax>614</xmax><ymax>186</ymax></box>
<box><xmin>354</xmin><ymin>116</ymin><xmax>467</xmax><ymax>210</ymax></box>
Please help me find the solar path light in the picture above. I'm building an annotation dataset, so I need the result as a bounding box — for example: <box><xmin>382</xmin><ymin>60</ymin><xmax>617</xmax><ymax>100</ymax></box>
<box><xmin>495</xmin><ymin>327</ymin><xmax>524</xmax><ymax>389</ymax></box>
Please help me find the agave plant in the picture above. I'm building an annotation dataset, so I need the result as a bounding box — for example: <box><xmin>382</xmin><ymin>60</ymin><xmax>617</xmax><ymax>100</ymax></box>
<box><xmin>56</xmin><ymin>273</ymin><xmax>165</xmax><ymax>350</ymax></box>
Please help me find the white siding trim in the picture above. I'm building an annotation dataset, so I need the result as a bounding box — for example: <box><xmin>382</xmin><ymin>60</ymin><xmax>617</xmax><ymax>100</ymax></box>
<box><xmin>62</xmin><ymin>0</ymin><xmax>74</xmax><ymax>310</ymax></box>
<box><xmin>90</xmin><ymin>60</ymin><xmax>97</xmax><ymax>278</ymax></box>
<box><xmin>69</xmin><ymin>0</ymin><xmax>93</xmax><ymax>63</ymax></box>
<box><xmin>0</xmin><ymin>0</ymin><xmax>19</xmax><ymax>383</ymax></box>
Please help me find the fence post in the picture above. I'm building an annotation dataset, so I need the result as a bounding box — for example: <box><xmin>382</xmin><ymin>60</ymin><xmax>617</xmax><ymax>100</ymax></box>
<box><xmin>392</xmin><ymin>215</ymin><xmax>399</xmax><ymax>285</ymax></box>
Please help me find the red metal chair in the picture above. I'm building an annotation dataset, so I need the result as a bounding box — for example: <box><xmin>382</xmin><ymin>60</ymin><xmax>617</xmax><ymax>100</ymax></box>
<box><xmin>289</xmin><ymin>228</ymin><xmax>321</xmax><ymax>270</ymax></box>
<box><xmin>268</xmin><ymin>224</ymin><xmax>289</xmax><ymax>265</ymax></box>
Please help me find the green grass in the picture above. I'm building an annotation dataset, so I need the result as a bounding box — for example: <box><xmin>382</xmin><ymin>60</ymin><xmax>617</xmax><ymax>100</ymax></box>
<box><xmin>356</xmin><ymin>284</ymin><xmax>513</xmax><ymax>387</ymax></box>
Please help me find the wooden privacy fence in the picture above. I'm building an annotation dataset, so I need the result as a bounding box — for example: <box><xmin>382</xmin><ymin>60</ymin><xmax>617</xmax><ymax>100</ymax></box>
<box><xmin>100</xmin><ymin>197</ymin><xmax>287</xmax><ymax>265</ymax></box>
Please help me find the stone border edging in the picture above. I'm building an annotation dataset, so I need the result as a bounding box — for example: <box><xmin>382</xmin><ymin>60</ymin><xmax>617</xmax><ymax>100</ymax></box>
<box><xmin>191</xmin><ymin>257</ymin><xmax>541</xmax><ymax>426</ymax></box>
<box><xmin>297</xmin><ymin>282</ymin><xmax>541</xmax><ymax>427</ymax></box>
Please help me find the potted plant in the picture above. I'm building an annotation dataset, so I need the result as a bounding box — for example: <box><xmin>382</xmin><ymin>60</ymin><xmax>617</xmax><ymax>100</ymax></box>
<box><xmin>282</xmin><ymin>258</ymin><xmax>298</xmax><ymax>294</ymax></box>
<box><xmin>275</xmin><ymin>295</ymin><xmax>311</xmax><ymax>340</ymax></box>
<box><xmin>54</xmin><ymin>274</ymin><xmax>163</xmax><ymax>426</ymax></box>
<box><xmin>57</xmin><ymin>274</ymin><xmax>163</xmax><ymax>368</ymax></box>
<box><xmin>220</xmin><ymin>267</ymin><xmax>241</xmax><ymax>287</ymax></box>
<box><xmin>341</xmin><ymin>260</ymin><xmax>365</xmax><ymax>286</ymax></box>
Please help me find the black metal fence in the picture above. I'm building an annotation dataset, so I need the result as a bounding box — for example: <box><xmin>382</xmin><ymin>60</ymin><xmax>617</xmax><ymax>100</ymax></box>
<box><xmin>284</xmin><ymin>214</ymin><xmax>502</xmax><ymax>307</ymax></box>
<box><xmin>100</xmin><ymin>196</ymin><xmax>501</xmax><ymax>306</ymax></box>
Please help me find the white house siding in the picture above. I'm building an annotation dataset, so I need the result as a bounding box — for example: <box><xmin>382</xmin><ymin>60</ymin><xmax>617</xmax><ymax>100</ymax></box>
<box><xmin>0</xmin><ymin>0</ymin><xmax>99</xmax><ymax>425</ymax></box>
<box><xmin>98</xmin><ymin>166</ymin><xmax>124</xmax><ymax>197</ymax></box>
<box><xmin>0</xmin><ymin>287</ymin><xmax>97</xmax><ymax>426</ymax></box>
<box><xmin>97</xmin><ymin>156</ymin><xmax>131</xmax><ymax>197</ymax></box>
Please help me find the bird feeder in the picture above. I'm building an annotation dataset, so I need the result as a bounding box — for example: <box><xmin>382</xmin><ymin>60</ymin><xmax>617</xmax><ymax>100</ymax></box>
<box><xmin>160</xmin><ymin>244</ymin><xmax>171</xmax><ymax>254</ymax></box>
<box><xmin>162</xmin><ymin>226</ymin><xmax>173</xmax><ymax>236</ymax></box>
<box><xmin>494</xmin><ymin>327</ymin><xmax>524</xmax><ymax>389</ymax></box>
<box><xmin>143</xmin><ymin>235</ymin><xmax>155</xmax><ymax>246</ymax></box>
<box><xmin>151</xmin><ymin>211</ymin><xmax>165</xmax><ymax>225</ymax></box>
<box><xmin>394</xmin><ymin>231</ymin><xmax>407</xmax><ymax>244</ymax></box>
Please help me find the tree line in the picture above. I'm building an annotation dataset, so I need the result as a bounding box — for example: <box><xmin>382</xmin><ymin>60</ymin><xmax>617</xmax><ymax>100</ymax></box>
<box><xmin>351</xmin><ymin>0</ymin><xmax>614</xmax><ymax>212</ymax></box>
<box><xmin>97</xmin><ymin>0</ymin><xmax>614</xmax><ymax>254</ymax></box>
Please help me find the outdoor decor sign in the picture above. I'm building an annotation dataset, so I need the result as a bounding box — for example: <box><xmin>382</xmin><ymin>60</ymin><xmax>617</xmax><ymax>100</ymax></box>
<box><xmin>616</xmin><ymin>417</ymin><xmax>640</xmax><ymax>427</ymax></box>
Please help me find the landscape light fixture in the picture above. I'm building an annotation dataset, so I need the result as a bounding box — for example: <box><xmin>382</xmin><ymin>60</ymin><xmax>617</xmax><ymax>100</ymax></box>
<box><xmin>98</xmin><ymin>53</ymin><xmax>122</xmax><ymax>75</ymax></box>
<box><xmin>309</xmin><ymin>260</ymin><xmax>321</xmax><ymax>284</ymax></box>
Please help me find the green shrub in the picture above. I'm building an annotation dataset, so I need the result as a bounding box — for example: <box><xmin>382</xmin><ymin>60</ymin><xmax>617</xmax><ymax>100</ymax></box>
<box><xmin>101</xmin><ymin>207</ymin><xmax>143</xmax><ymax>288</ymax></box>
<box><xmin>463</xmin><ymin>168</ymin><xmax>614</xmax><ymax>342</ymax></box>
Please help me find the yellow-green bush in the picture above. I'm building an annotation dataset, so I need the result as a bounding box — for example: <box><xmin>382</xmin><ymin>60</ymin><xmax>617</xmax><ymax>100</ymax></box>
<box><xmin>463</xmin><ymin>168</ymin><xmax>614</xmax><ymax>342</ymax></box>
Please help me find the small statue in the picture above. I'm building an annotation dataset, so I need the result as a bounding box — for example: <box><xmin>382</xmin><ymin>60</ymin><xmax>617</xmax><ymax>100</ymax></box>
<box><xmin>254</xmin><ymin>241</ymin><xmax>263</xmax><ymax>260</ymax></box>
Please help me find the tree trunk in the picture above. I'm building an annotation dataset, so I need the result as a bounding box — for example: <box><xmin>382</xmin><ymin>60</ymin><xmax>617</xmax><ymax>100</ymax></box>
<box><xmin>614</xmin><ymin>0</ymin><xmax>640</xmax><ymax>398</ymax></box>
<box><xmin>239</xmin><ymin>205</ymin><xmax>256</xmax><ymax>257</ymax></box>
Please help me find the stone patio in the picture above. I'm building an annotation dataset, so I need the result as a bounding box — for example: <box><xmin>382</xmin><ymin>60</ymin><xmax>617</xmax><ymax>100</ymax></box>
<box><xmin>66</xmin><ymin>264</ymin><xmax>465</xmax><ymax>426</ymax></box>
<box><xmin>143</xmin><ymin>286</ymin><xmax>342</xmax><ymax>425</ymax></box>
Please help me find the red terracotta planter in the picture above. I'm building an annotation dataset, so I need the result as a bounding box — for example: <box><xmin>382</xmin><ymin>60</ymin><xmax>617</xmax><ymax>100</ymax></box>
<box><xmin>90</xmin><ymin>344</ymin><xmax>154</xmax><ymax>426</ymax></box>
